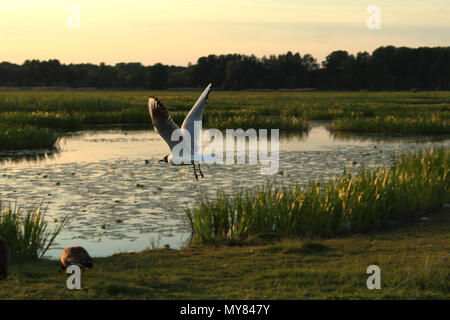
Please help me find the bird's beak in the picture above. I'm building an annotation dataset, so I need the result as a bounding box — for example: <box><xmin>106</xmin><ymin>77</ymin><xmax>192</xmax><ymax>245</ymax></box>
<box><xmin>158</xmin><ymin>159</ymin><xmax>165</xmax><ymax>162</ymax></box>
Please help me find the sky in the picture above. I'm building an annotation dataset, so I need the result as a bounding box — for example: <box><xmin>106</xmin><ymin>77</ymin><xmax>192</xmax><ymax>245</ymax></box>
<box><xmin>0</xmin><ymin>0</ymin><xmax>449</xmax><ymax>66</ymax></box>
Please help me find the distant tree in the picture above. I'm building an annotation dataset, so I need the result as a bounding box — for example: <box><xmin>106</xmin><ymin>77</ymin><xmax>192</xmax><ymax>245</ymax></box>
<box><xmin>147</xmin><ymin>63</ymin><xmax>168</xmax><ymax>89</ymax></box>
<box><xmin>222</xmin><ymin>55</ymin><xmax>266</xmax><ymax>89</ymax></box>
<box><xmin>96</xmin><ymin>62</ymin><xmax>117</xmax><ymax>88</ymax></box>
<box><xmin>114</xmin><ymin>63</ymin><xmax>146</xmax><ymax>88</ymax></box>
<box><xmin>166</xmin><ymin>65</ymin><xmax>191</xmax><ymax>88</ymax></box>
<box><xmin>0</xmin><ymin>46</ymin><xmax>449</xmax><ymax>90</ymax></box>
<box><xmin>322</xmin><ymin>51</ymin><xmax>356</xmax><ymax>89</ymax></box>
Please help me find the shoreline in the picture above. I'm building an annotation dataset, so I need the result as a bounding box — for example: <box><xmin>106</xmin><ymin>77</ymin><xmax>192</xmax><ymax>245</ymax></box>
<box><xmin>1</xmin><ymin>209</ymin><xmax>448</xmax><ymax>299</ymax></box>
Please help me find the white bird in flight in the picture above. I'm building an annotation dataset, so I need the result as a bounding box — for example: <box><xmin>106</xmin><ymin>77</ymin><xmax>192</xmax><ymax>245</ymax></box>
<box><xmin>148</xmin><ymin>83</ymin><xmax>212</xmax><ymax>180</ymax></box>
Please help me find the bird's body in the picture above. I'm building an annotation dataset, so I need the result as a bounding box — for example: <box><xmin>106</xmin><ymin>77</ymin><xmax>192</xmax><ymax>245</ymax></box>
<box><xmin>0</xmin><ymin>237</ymin><xmax>11</xmax><ymax>280</ymax></box>
<box><xmin>165</xmin><ymin>152</ymin><xmax>217</xmax><ymax>166</ymax></box>
<box><xmin>60</xmin><ymin>246</ymin><xmax>93</xmax><ymax>271</ymax></box>
<box><xmin>148</xmin><ymin>83</ymin><xmax>214</xmax><ymax>179</ymax></box>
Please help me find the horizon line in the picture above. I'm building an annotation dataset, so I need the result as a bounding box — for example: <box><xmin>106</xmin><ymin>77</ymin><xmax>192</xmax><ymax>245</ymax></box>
<box><xmin>2</xmin><ymin>44</ymin><xmax>450</xmax><ymax>68</ymax></box>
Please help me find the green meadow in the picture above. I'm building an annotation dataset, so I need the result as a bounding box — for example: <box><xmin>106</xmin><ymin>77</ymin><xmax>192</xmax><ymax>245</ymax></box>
<box><xmin>1</xmin><ymin>209</ymin><xmax>448</xmax><ymax>299</ymax></box>
<box><xmin>0</xmin><ymin>90</ymin><xmax>449</xmax><ymax>150</ymax></box>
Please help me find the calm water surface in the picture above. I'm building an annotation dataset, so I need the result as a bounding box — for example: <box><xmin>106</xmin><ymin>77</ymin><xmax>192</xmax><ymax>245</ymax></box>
<box><xmin>0</xmin><ymin>122</ymin><xmax>448</xmax><ymax>259</ymax></box>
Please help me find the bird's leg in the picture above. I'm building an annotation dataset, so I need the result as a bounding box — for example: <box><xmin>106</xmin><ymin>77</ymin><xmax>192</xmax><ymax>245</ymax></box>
<box><xmin>198</xmin><ymin>164</ymin><xmax>204</xmax><ymax>178</ymax></box>
<box><xmin>192</xmin><ymin>163</ymin><xmax>198</xmax><ymax>181</ymax></box>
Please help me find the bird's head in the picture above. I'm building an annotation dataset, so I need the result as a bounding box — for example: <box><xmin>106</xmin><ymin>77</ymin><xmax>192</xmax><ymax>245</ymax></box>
<box><xmin>158</xmin><ymin>155</ymin><xmax>169</xmax><ymax>163</ymax></box>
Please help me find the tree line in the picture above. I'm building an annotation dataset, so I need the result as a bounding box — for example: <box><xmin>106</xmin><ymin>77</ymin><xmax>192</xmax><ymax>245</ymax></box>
<box><xmin>0</xmin><ymin>46</ymin><xmax>449</xmax><ymax>90</ymax></box>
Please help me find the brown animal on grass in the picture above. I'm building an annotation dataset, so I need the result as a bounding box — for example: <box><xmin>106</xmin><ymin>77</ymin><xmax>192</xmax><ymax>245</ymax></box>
<box><xmin>59</xmin><ymin>246</ymin><xmax>93</xmax><ymax>272</ymax></box>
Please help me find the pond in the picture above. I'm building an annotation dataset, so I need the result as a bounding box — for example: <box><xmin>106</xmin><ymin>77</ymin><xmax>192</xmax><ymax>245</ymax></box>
<box><xmin>0</xmin><ymin>122</ymin><xmax>449</xmax><ymax>259</ymax></box>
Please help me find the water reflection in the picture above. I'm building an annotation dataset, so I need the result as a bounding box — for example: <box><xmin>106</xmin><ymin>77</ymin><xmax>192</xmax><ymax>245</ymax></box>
<box><xmin>2</xmin><ymin>125</ymin><xmax>444</xmax><ymax>168</ymax></box>
<box><xmin>0</xmin><ymin>148</ymin><xmax>60</xmax><ymax>166</ymax></box>
<box><xmin>279</xmin><ymin>129</ymin><xmax>309</xmax><ymax>141</ymax></box>
<box><xmin>0</xmin><ymin>122</ymin><xmax>448</xmax><ymax>259</ymax></box>
<box><xmin>331</xmin><ymin>130</ymin><xmax>450</xmax><ymax>143</ymax></box>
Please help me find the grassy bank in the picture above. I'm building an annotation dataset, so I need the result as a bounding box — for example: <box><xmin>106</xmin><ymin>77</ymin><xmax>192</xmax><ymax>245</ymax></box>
<box><xmin>0</xmin><ymin>210</ymin><xmax>448</xmax><ymax>299</ymax></box>
<box><xmin>0</xmin><ymin>125</ymin><xmax>59</xmax><ymax>150</ymax></box>
<box><xmin>331</xmin><ymin>114</ymin><xmax>450</xmax><ymax>135</ymax></box>
<box><xmin>186</xmin><ymin>149</ymin><xmax>449</xmax><ymax>243</ymax></box>
<box><xmin>0</xmin><ymin>91</ymin><xmax>449</xmax><ymax>150</ymax></box>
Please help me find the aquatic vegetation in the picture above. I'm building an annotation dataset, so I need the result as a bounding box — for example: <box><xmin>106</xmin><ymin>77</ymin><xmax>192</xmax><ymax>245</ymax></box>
<box><xmin>331</xmin><ymin>114</ymin><xmax>450</xmax><ymax>134</ymax></box>
<box><xmin>0</xmin><ymin>125</ymin><xmax>59</xmax><ymax>150</ymax></box>
<box><xmin>0</xmin><ymin>111</ymin><xmax>82</xmax><ymax>130</ymax></box>
<box><xmin>186</xmin><ymin>149</ymin><xmax>449</xmax><ymax>243</ymax></box>
<box><xmin>0</xmin><ymin>90</ymin><xmax>449</xmax><ymax>150</ymax></box>
<box><xmin>0</xmin><ymin>203</ymin><xmax>68</xmax><ymax>258</ymax></box>
<box><xmin>206</xmin><ymin>113</ymin><xmax>308</xmax><ymax>130</ymax></box>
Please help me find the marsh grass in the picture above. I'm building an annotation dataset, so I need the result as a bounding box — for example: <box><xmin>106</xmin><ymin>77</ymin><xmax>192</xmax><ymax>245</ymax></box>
<box><xmin>0</xmin><ymin>202</ymin><xmax>68</xmax><ymax>258</ymax></box>
<box><xmin>186</xmin><ymin>149</ymin><xmax>449</xmax><ymax>243</ymax></box>
<box><xmin>207</xmin><ymin>113</ymin><xmax>308</xmax><ymax>130</ymax></box>
<box><xmin>1</xmin><ymin>90</ymin><xmax>449</xmax><ymax>150</ymax></box>
<box><xmin>332</xmin><ymin>114</ymin><xmax>450</xmax><ymax>134</ymax></box>
<box><xmin>0</xmin><ymin>125</ymin><xmax>59</xmax><ymax>150</ymax></box>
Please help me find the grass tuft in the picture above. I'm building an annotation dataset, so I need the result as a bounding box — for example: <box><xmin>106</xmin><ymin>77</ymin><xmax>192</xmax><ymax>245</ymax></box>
<box><xmin>0</xmin><ymin>202</ymin><xmax>68</xmax><ymax>258</ymax></box>
<box><xmin>0</xmin><ymin>125</ymin><xmax>59</xmax><ymax>150</ymax></box>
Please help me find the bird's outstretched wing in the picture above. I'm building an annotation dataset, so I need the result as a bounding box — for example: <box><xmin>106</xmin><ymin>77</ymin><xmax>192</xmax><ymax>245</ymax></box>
<box><xmin>148</xmin><ymin>97</ymin><xmax>180</xmax><ymax>151</ymax></box>
<box><xmin>181</xmin><ymin>83</ymin><xmax>212</xmax><ymax>133</ymax></box>
<box><xmin>180</xmin><ymin>84</ymin><xmax>212</xmax><ymax>154</ymax></box>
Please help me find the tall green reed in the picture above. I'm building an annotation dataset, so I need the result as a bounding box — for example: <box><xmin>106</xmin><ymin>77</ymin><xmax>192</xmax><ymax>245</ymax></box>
<box><xmin>0</xmin><ymin>203</ymin><xmax>68</xmax><ymax>258</ymax></box>
<box><xmin>0</xmin><ymin>125</ymin><xmax>59</xmax><ymax>150</ymax></box>
<box><xmin>186</xmin><ymin>148</ymin><xmax>449</xmax><ymax>243</ymax></box>
<box><xmin>331</xmin><ymin>114</ymin><xmax>450</xmax><ymax>134</ymax></box>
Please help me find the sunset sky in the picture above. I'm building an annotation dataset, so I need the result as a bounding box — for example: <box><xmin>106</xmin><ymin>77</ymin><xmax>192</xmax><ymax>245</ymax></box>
<box><xmin>1</xmin><ymin>0</ymin><xmax>449</xmax><ymax>66</ymax></box>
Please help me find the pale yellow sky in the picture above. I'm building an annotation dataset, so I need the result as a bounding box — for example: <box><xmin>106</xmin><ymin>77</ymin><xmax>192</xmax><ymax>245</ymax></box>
<box><xmin>0</xmin><ymin>0</ymin><xmax>449</xmax><ymax>66</ymax></box>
